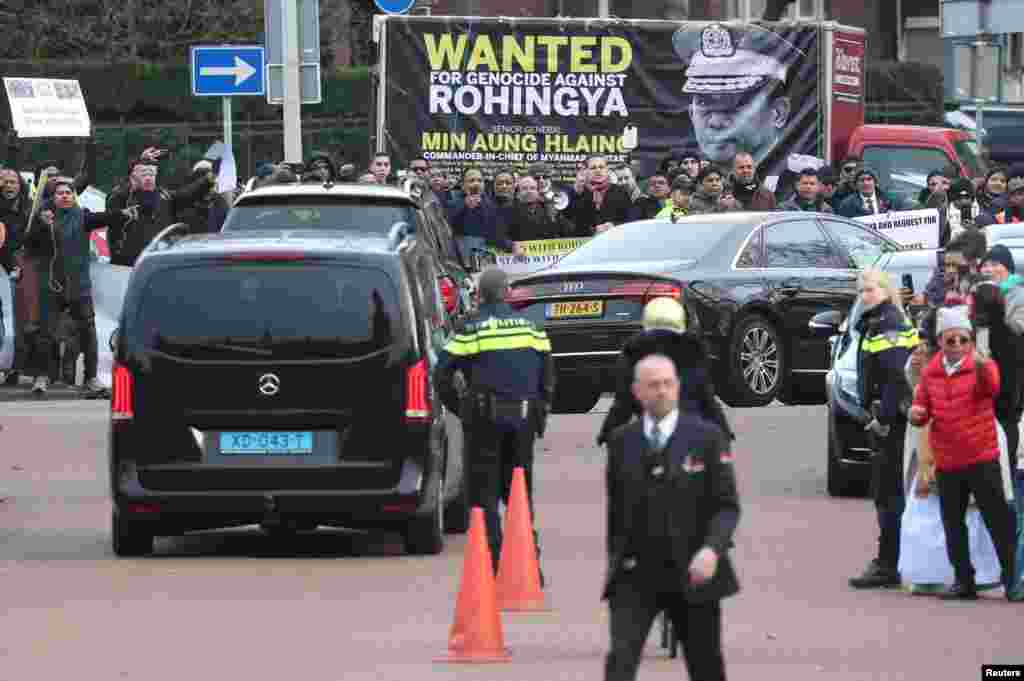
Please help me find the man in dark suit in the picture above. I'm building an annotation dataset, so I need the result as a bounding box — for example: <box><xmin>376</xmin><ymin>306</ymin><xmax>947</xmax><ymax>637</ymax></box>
<box><xmin>604</xmin><ymin>354</ymin><xmax>740</xmax><ymax>681</ymax></box>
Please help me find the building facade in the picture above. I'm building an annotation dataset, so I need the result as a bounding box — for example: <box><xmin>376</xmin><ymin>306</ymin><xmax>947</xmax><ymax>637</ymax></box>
<box><xmin>942</xmin><ymin>0</ymin><xmax>1024</xmax><ymax>103</ymax></box>
<box><xmin>425</xmin><ymin>0</ymin><xmax>932</xmax><ymax>64</ymax></box>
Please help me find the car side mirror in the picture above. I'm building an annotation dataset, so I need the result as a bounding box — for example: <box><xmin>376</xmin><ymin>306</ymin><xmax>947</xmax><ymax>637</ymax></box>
<box><xmin>809</xmin><ymin>309</ymin><xmax>842</xmax><ymax>337</ymax></box>
<box><xmin>109</xmin><ymin>327</ymin><xmax>119</xmax><ymax>353</ymax></box>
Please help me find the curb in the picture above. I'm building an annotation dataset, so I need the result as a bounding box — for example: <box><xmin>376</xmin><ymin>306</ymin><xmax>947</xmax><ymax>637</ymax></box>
<box><xmin>0</xmin><ymin>380</ymin><xmax>109</xmax><ymax>403</ymax></box>
<box><xmin>0</xmin><ymin>388</ymin><xmax>104</xmax><ymax>403</ymax></box>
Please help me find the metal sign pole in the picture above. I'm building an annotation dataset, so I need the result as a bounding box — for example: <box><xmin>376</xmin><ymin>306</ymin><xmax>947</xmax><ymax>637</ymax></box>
<box><xmin>282</xmin><ymin>0</ymin><xmax>303</xmax><ymax>163</ymax></box>
<box><xmin>223</xmin><ymin>97</ymin><xmax>233</xmax><ymax>159</ymax></box>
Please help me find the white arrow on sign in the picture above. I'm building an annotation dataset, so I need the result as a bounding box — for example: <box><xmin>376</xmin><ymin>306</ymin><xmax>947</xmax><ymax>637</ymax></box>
<box><xmin>200</xmin><ymin>56</ymin><xmax>258</xmax><ymax>87</ymax></box>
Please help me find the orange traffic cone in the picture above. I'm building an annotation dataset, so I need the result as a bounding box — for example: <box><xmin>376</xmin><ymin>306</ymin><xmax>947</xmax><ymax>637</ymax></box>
<box><xmin>496</xmin><ymin>467</ymin><xmax>550</xmax><ymax>612</ymax></box>
<box><xmin>437</xmin><ymin>507</ymin><xmax>511</xmax><ymax>663</ymax></box>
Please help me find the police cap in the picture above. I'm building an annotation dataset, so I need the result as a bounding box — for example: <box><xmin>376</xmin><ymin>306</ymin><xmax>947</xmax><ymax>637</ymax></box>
<box><xmin>675</xmin><ymin>24</ymin><xmax>801</xmax><ymax>96</ymax></box>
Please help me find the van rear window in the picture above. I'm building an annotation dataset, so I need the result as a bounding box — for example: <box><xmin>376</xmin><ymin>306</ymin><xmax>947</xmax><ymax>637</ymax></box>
<box><xmin>222</xmin><ymin>198</ymin><xmax>416</xmax><ymax>235</ymax></box>
<box><xmin>134</xmin><ymin>264</ymin><xmax>401</xmax><ymax>359</ymax></box>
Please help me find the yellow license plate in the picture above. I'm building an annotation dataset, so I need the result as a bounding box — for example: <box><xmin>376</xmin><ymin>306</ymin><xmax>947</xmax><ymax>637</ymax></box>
<box><xmin>545</xmin><ymin>301</ymin><xmax>604</xmax><ymax>319</ymax></box>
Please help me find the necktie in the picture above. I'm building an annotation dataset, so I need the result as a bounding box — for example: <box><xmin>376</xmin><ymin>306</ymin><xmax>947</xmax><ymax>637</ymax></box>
<box><xmin>649</xmin><ymin>424</ymin><xmax>664</xmax><ymax>452</ymax></box>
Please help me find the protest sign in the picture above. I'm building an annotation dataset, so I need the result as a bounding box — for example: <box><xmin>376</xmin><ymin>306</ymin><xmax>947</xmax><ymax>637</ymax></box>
<box><xmin>493</xmin><ymin>237</ymin><xmax>591</xmax><ymax>276</ymax></box>
<box><xmin>854</xmin><ymin>208</ymin><xmax>940</xmax><ymax>250</ymax></box>
<box><xmin>3</xmin><ymin>78</ymin><xmax>91</xmax><ymax>138</ymax></box>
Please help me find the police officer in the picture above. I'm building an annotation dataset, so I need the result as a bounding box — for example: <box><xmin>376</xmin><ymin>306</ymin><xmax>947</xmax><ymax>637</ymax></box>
<box><xmin>849</xmin><ymin>268</ymin><xmax>919</xmax><ymax>589</ymax></box>
<box><xmin>435</xmin><ymin>267</ymin><xmax>555</xmax><ymax>581</ymax></box>
<box><xmin>597</xmin><ymin>297</ymin><xmax>733</xmax><ymax>447</ymax></box>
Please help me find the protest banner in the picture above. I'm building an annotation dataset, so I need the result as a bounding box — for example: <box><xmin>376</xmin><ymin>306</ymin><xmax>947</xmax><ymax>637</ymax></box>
<box><xmin>382</xmin><ymin>18</ymin><xmax>821</xmax><ymax>184</ymax></box>
<box><xmin>493</xmin><ymin>237</ymin><xmax>591</xmax><ymax>276</ymax></box>
<box><xmin>3</xmin><ymin>78</ymin><xmax>91</xmax><ymax>138</ymax></box>
<box><xmin>854</xmin><ymin>208</ymin><xmax>940</xmax><ymax>250</ymax></box>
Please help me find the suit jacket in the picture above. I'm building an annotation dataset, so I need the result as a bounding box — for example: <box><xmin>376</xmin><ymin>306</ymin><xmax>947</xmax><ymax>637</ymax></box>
<box><xmin>604</xmin><ymin>413</ymin><xmax>740</xmax><ymax>603</ymax></box>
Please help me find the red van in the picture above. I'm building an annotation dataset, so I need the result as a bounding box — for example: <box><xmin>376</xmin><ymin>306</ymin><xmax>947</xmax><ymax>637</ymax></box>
<box><xmin>846</xmin><ymin>125</ymin><xmax>987</xmax><ymax>206</ymax></box>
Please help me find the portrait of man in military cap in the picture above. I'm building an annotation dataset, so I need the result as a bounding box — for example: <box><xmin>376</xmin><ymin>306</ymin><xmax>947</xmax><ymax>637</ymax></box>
<box><xmin>673</xmin><ymin>23</ymin><xmax>815</xmax><ymax>172</ymax></box>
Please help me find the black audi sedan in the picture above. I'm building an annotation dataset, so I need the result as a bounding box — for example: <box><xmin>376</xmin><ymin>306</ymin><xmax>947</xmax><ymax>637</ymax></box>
<box><xmin>507</xmin><ymin>212</ymin><xmax>901</xmax><ymax>412</ymax></box>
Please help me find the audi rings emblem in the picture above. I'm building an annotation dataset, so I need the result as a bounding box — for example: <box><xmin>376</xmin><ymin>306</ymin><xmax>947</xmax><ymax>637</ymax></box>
<box><xmin>258</xmin><ymin>373</ymin><xmax>281</xmax><ymax>396</ymax></box>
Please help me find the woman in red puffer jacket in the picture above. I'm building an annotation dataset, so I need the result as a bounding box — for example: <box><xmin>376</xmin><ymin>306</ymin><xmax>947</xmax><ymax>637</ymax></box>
<box><xmin>910</xmin><ymin>305</ymin><xmax>1017</xmax><ymax>599</ymax></box>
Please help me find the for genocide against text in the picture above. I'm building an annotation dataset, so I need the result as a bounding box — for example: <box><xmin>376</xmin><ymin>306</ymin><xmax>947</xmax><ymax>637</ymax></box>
<box><xmin>424</xmin><ymin>33</ymin><xmax>632</xmax><ymax>117</ymax></box>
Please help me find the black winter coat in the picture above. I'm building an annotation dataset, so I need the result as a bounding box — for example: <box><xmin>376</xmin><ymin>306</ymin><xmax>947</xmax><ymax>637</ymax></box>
<box><xmin>564</xmin><ymin>184</ymin><xmax>633</xmax><ymax>237</ymax></box>
<box><xmin>105</xmin><ymin>176</ymin><xmax>213</xmax><ymax>266</ymax></box>
<box><xmin>973</xmin><ymin>280</ymin><xmax>1024</xmax><ymax>418</ymax></box>
<box><xmin>597</xmin><ymin>329</ymin><xmax>734</xmax><ymax>445</ymax></box>
<box><xmin>505</xmin><ymin>201</ymin><xmax>570</xmax><ymax>242</ymax></box>
<box><xmin>0</xmin><ymin>175</ymin><xmax>28</xmax><ymax>272</ymax></box>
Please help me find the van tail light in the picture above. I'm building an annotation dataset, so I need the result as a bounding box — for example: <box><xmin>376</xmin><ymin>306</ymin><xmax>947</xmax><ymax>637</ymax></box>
<box><xmin>405</xmin><ymin>359</ymin><xmax>431</xmax><ymax>424</ymax></box>
<box><xmin>507</xmin><ymin>285</ymin><xmax>535</xmax><ymax>309</ymax></box>
<box><xmin>439</xmin><ymin>276</ymin><xmax>458</xmax><ymax>314</ymax></box>
<box><xmin>610</xmin><ymin>280</ymin><xmax>683</xmax><ymax>303</ymax></box>
<box><xmin>111</xmin><ymin>363</ymin><xmax>134</xmax><ymax>421</ymax></box>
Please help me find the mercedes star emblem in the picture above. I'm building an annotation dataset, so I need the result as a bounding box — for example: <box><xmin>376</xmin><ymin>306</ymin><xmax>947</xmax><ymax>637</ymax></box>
<box><xmin>258</xmin><ymin>373</ymin><xmax>281</xmax><ymax>396</ymax></box>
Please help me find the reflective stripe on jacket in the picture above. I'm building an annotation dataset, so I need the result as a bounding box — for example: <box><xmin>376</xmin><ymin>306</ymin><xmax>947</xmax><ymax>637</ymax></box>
<box><xmin>856</xmin><ymin>302</ymin><xmax>919</xmax><ymax>425</ymax></box>
<box><xmin>436</xmin><ymin>302</ymin><xmax>553</xmax><ymax>403</ymax></box>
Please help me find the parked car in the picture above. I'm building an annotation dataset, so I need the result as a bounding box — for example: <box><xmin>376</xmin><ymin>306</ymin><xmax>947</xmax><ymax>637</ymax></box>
<box><xmin>506</xmin><ymin>212</ymin><xmax>902</xmax><ymax>413</ymax></box>
<box><xmin>108</xmin><ymin>224</ymin><xmax>469</xmax><ymax>556</ymax></box>
<box><xmin>982</xmin><ymin>222</ymin><xmax>1024</xmax><ymax>254</ymax></box>
<box><xmin>816</xmin><ymin>247</ymin><xmax>938</xmax><ymax>497</ymax></box>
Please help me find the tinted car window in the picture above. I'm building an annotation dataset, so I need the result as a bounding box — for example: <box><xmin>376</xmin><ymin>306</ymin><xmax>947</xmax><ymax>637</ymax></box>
<box><xmin>763</xmin><ymin>219</ymin><xmax>842</xmax><ymax>268</ymax></box>
<box><xmin>135</xmin><ymin>264</ymin><xmax>401</xmax><ymax>359</ymax></box>
<box><xmin>557</xmin><ymin>218</ymin><xmax>759</xmax><ymax>266</ymax></box>
<box><xmin>223</xmin><ymin>198</ymin><xmax>416</xmax><ymax>235</ymax></box>
<box><xmin>820</xmin><ymin>218</ymin><xmax>897</xmax><ymax>269</ymax></box>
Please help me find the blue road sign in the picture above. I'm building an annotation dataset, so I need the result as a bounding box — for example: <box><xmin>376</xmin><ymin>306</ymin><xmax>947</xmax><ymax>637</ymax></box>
<box><xmin>374</xmin><ymin>0</ymin><xmax>416</xmax><ymax>14</ymax></box>
<box><xmin>191</xmin><ymin>45</ymin><xmax>265</xmax><ymax>97</ymax></box>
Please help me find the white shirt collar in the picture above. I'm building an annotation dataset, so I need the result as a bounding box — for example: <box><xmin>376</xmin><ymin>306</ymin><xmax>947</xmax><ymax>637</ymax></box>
<box><xmin>942</xmin><ymin>354</ymin><xmax>965</xmax><ymax>376</ymax></box>
<box><xmin>644</xmin><ymin>409</ymin><xmax>679</xmax><ymax>442</ymax></box>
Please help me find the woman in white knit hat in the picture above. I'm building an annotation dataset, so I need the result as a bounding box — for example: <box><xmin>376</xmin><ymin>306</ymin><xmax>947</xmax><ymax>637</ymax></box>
<box><xmin>899</xmin><ymin>305</ymin><xmax>1005</xmax><ymax>595</ymax></box>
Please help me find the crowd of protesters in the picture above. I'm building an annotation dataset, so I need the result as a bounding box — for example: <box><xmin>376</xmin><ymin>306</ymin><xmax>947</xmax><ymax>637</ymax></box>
<box><xmin>847</xmin><ymin>160</ymin><xmax>1024</xmax><ymax>599</ymax></box>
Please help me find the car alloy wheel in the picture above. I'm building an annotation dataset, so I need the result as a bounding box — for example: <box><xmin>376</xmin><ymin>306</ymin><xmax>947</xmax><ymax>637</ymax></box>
<box><xmin>723</xmin><ymin>314</ymin><xmax>786</xmax><ymax>408</ymax></box>
<box><xmin>741</xmin><ymin>325</ymin><xmax>780</xmax><ymax>397</ymax></box>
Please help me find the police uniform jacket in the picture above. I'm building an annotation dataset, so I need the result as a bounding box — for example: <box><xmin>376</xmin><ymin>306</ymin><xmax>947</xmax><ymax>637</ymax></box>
<box><xmin>597</xmin><ymin>329</ymin><xmax>733</xmax><ymax>444</ymax></box>
<box><xmin>435</xmin><ymin>302</ymin><xmax>555</xmax><ymax>412</ymax></box>
<box><xmin>604</xmin><ymin>413</ymin><xmax>740</xmax><ymax>603</ymax></box>
<box><xmin>855</xmin><ymin>301</ymin><xmax>919</xmax><ymax>425</ymax></box>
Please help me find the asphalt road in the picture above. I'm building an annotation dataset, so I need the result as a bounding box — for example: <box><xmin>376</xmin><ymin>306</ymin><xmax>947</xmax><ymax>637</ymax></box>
<box><xmin>1</xmin><ymin>399</ymin><xmax>1020</xmax><ymax>681</ymax></box>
